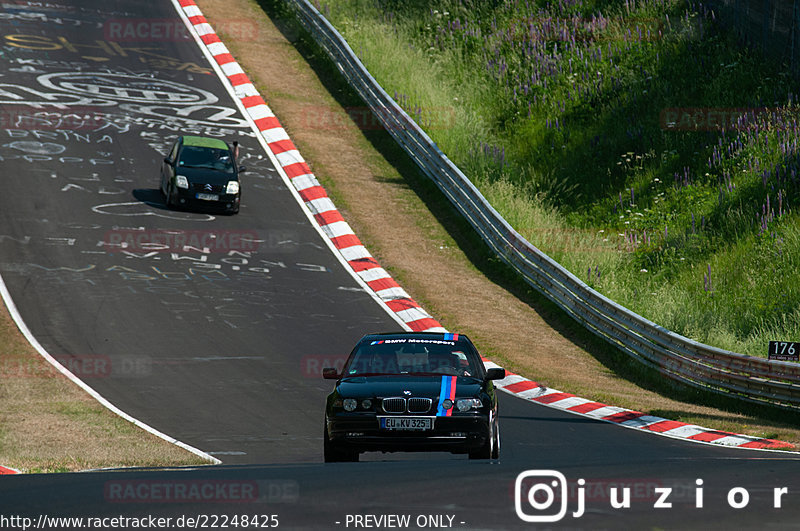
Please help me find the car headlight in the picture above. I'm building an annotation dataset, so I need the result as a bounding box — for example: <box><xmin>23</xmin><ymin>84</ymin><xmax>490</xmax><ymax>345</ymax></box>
<box><xmin>361</xmin><ymin>399</ymin><xmax>372</xmax><ymax>410</ymax></box>
<box><xmin>226</xmin><ymin>181</ymin><xmax>240</xmax><ymax>194</ymax></box>
<box><xmin>456</xmin><ymin>398</ymin><xmax>483</xmax><ymax>412</ymax></box>
<box><xmin>175</xmin><ymin>175</ymin><xmax>189</xmax><ymax>189</ymax></box>
<box><xmin>342</xmin><ymin>398</ymin><xmax>357</xmax><ymax>412</ymax></box>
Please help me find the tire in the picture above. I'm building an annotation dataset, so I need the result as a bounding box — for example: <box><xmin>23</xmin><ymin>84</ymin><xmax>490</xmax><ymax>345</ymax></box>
<box><xmin>166</xmin><ymin>183</ymin><xmax>180</xmax><ymax>210</ymax></box>
<box><xmin>469</xmin><ymin>414</ymin><xmax>498</xmax><ymax>460</ymax></box>
<box><xmin>491</xmin><ymin>420</ymin><xmax>500</xmax><ymax>459</ymax></box>
<box><xmin>165</xmin><ymin>183</ymin><xmax>174</xmax><ymax>208</ymax></box>
<box><xmin>324</xmin><ymin>425</ymin><xmax>358</xmax><ymax>463</ymax></box>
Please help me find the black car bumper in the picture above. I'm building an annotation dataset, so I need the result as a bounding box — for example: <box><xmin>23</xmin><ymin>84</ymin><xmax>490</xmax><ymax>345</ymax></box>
<box><xmin>326</xmin><ymin>413</ymin><xmax>490</xmax><ymax>454</ymax></box>
<box><xmin>173</xmin><ymin>188</ymin><xmax>240</xmax><ymax>212</ymax></box>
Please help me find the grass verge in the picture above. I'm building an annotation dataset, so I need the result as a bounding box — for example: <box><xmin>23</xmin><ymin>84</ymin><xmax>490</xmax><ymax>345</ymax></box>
<box><xmin>316</xmin><ymin>0</ymin><xmax>800</xmax><ymax>359</ymax></box>
<box><xmin>0</xmin><ymin>299</ymin><xmax>208</xmax><ymax>472</ymax></box>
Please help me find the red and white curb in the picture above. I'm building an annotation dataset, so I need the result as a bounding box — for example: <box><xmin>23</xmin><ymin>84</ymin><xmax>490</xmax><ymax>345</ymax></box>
<box><xmin>175</xmin><ymin>0</ymin><xmax>795</xmax><ymax>453</ymax></box>
<box><xmin>483</xmin><ymin>359</ymin><xmax>793</xmax><ymax>450</ymax></box>
<box><xmin>176</xmin><ymin>0</ymin><xmax>443</xmax><ymax>333</ymax></box>
<box><xmin>0</xmin><ymin>465</ymin><xmax>20</xmax><ymax>475</ymax></box>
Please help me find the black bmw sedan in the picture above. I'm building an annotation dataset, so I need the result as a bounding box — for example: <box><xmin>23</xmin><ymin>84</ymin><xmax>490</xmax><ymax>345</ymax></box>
<box><xmin>323</xmin><ymin>332</ymin><xmax>505</xmax><ymax>462</ymax></box>
<box><xmin>161</xmin><ymin>135</ymin><xmax>245</xmax><ymax>214</ymax></box>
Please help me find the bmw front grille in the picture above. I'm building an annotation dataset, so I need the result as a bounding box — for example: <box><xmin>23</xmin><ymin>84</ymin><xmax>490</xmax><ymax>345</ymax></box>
<box><xmin>381</xmin><ymin>397</ymin><xmax>433</xmax><ymax>413</ymax></box>
<box><xmin>382</xmin><ymin>398</ymin><xmax>406</xmax><ymax>413</ymax></box>
<box><xmin>408</xmin><ymin>398</ymin><xmax>433</xmax><ymax>413</ymax></box>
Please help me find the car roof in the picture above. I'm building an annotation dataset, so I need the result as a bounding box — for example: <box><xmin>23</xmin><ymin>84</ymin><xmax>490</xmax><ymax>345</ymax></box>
<box><xmin>181</xmin><ymin>135</ymin><xmax>229</xmax><ymax>150</ymax></box>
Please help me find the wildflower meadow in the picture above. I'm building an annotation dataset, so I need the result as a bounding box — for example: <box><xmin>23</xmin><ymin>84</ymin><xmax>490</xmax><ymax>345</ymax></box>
<box><xmin>318</xmin><ymin>0</ymin><xmax>800</xmax><ymax>358</ymax></box>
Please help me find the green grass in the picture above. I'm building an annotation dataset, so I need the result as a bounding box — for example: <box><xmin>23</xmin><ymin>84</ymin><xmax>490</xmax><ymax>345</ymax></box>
<box><xmin>318</xmin><ymin>0</ymin><xmax>800</xmax><ymax>358</ymax></box>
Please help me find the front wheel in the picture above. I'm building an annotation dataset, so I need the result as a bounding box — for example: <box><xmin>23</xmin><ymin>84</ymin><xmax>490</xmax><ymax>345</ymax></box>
<box><xmin>469</xmin><ymin>414</ymin><xmax>498</xmax><ymax>460</ymax></box>
<box><xmin>324</xmin><ymin>425</ymin><xmax>358</xmax><ymax>463</ymax></box>
<box><xmin>491</xmin><ymin>420</ymin><xmax>500</xmax><ymax>459</ymax></box>
<box><xmin>165</xmin><ymin>183</ymin><xmax>175</xmax><ymax>208</ymax></box>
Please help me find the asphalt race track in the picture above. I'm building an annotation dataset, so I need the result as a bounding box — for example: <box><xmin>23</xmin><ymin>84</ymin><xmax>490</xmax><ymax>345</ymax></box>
<box><xmin>0</xmin><ymin>0</ymin><xmax>400</xmax><ymax>464</ymax></box>
<box><xmin>4</xmin><ymin>396</ymin><xmax>800</xmax><ymax>529</ymax></box>
<box><xmin>2</xmin><ymin>1</ymin><xmax>800</xmax><ymax>529</ymax></box>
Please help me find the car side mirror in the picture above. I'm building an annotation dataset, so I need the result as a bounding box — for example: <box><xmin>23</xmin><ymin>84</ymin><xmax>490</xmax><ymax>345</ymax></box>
<box><xmin>238</xmin><ymin>166</ymin><xmax>247</xmax><ymax>173</ymax></box>
<box><xmin>163</xmin><ymin>157</ymin><xmax>172</xmax><ymax>165</ymax></box>
<box><xmin>322</xmin><ymin>367</ymin><xmax>340</xmax><ymax>380</ymax></box>
<box><xmin>485</xmin><ymin>367</ymin><xmax>505</xmax><ymax>381</ymax></box>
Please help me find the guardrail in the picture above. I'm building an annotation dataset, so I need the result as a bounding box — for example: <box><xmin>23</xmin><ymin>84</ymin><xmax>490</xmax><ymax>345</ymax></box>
<box><xmin>285</xmin><ymin>0</ymin><xmax>800</xmax><ymax>411</ymax></box>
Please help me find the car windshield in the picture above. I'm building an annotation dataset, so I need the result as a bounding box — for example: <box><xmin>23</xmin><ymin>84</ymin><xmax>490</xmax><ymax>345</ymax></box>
<box><xmin>344</xmin><ymin>339</ymin><xmax>481</xmax><ymax>377</ymax></box>
<box><xmin>178</xmin><ymin>145</ymin><xmax>234</xmax><ymax>173</ymax></box>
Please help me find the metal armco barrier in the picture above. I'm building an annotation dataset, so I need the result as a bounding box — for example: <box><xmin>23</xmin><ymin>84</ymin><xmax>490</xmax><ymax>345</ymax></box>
<box><xmin>706</xmin><ymin>0</ymin><xmax>800</xmax><ymax>76</ymax></box>
<box><xmin>285</xmin><ymin>0</ymin><xmax>800</xmax><ymax>410</ymax></box>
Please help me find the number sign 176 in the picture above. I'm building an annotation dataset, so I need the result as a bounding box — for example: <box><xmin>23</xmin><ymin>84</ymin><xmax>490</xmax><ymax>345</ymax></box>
<box><xmin>769</xmin><ymin>341</ymin><xmax>800</xmax><ymax>361</ymax></box>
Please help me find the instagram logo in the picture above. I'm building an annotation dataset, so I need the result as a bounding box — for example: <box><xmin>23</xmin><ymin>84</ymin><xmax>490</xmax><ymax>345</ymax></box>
<box><xmin>513</xmin><ymin>470</ymin><xmax>790</xmax><ymax>521</ymax></box>
<box><xmin>515</xmin><ymin>470</ymin><xmax>574</xmax><ymax>523</ymax></box>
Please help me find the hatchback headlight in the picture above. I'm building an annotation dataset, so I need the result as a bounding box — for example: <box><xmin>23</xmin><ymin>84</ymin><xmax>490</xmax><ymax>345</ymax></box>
<box><xmin>226</xmin><ymin>181</ymin><xmax>240</xmax><ymax>195</ymax></box>
<box><xmin>456</xmin><ymin>398</ymin><xmax>483</xmax><ymax>412</ymax></box>
<box><xmin>176</xmin><ymin>175</ymin><xmax>189</xmax><ymax>189</ymax></box>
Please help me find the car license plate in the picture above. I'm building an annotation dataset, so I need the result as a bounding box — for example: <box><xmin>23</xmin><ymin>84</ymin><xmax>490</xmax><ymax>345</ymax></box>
<box><xmin>196</xmin><ymin>193</ymin><xmax>219</xmax><ymax>201</ymax></box>
<box><xmin>379</xmin><ymin>417</ymin><xmax>433</xmax><ymax>431</ymax></box>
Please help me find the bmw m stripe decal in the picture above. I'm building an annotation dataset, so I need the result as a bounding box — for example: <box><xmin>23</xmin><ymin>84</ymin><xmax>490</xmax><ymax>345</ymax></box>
<box><xmin>443</xmin><ymin>333</ymin><xmax>459</xmax><ymax>341</ymax></box>
<box><xmin>437</xmin><ymin>376</ymin><xmax>457</xmax><ymax>417</ymax></box>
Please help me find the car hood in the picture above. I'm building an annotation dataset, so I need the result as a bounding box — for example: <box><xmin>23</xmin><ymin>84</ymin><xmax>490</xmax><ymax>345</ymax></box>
<box><xmin>176</xmin><ymin>166</ymin><xmax>236</xmax><ymax>184</ymax></box>
<box><xmin>336</xmin><ymin>375</ymin><xmax>483</xmax><ymax>399</ymax></box>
